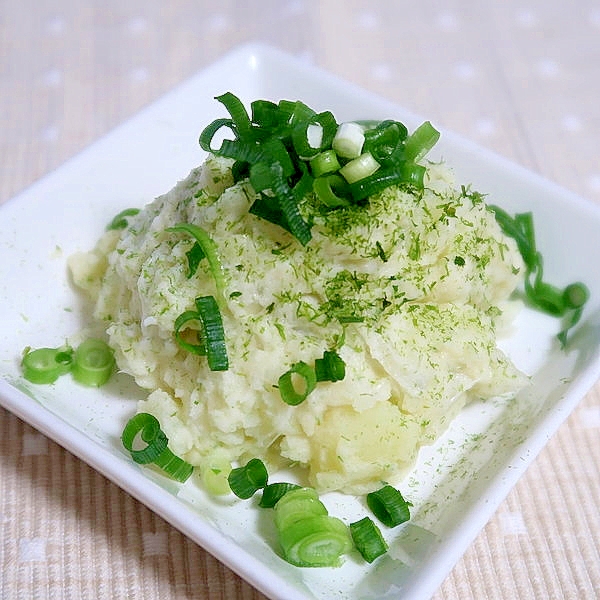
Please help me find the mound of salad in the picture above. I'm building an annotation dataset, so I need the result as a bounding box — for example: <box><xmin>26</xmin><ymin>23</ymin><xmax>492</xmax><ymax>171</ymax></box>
<box><xmin>23</xmin><ymin>93</ymin><xmax>589</xmax><ymax>567</ymax></box>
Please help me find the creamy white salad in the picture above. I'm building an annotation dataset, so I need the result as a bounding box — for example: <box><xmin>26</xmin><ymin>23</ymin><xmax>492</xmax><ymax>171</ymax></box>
<box><xmin>69</xmin><ymin>151</ymin><xmax>525</xmax><ymax>494</ymax></box>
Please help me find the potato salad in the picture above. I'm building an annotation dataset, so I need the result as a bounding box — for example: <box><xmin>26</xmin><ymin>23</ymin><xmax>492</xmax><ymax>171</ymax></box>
<box><xmin>69</xmin><ymin>118</ymin><xmax>526</xmax><ymax>494</ymax></box>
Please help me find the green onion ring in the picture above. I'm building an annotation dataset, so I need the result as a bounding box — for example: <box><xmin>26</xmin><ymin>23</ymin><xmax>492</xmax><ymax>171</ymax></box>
<box><xmin>228</xmin><ymin>457</ymin><xmax>269</xmax><ymax>499</ymax></box>
<box><xmin>313</xmin><ymin>174</ymin><xmax>351</xmax><ymax>208</ymax></box>
<box><xmin>71</xmin><ymin>338</ymin><xmax>115</xmax><ymax>387</ymax></box>
<box><xmin>278</xmin><ymin>361</ymin><xmax>317</xmax><ymax>405</ymax></box>
<box><xmin>277</xmin><ymin>514</ymin><xmax>351</xmax><ymax>568</ymax></box>
<box><xmin>349</xmin><ymin>516</ymin><xmax>388</xmax><ymax>563</ymax></box>
<box><xmin>314</xmin><ymin>350</ymin><xmax>346</xmax><ymax>382</ymax></box>
<box><xmin>167</xmin><ymin>223</ymin><xmax>225</xmax><ymax>299</ymax></box>
<box><xmin>173</xmin><ymin>296</ymin><xmax>228</xmax><ymax>371</ymax></box>
<box><xmin>106</xmin><ymin>208</ymin><xmax>140</xmax><ymax>231</ymax></box>
<box><xmin>21</xmin><ymin>346</ymin><xmax>74</xmax><ymax>384</ymax></box>
<box><xmin>198</xmin><ymin>117</ymin><xmax>236</xmax><ymax>153</ymax></box>
<box><xmin>366</xmin><ymin>484</ymin><xmax>411</xmax><ymax>528</ymax></box>
<box><xmin>121</xmin><ymin>413</ymin><xmax>194</xmax><ymax>482</ymax></box>
<box><xmin>258</xmin><ymin>482</ymin><xmax>302</xmax><ymax>508</ymax></box>
<box><xmin>121</xmin><ymin>412</ymin><xmax>169</xmax><ymax>465</ymax></box>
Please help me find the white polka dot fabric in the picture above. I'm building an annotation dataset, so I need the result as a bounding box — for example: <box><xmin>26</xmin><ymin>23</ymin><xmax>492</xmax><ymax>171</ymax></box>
<box><xmin>1</xmin><ymin>2</ymin><xmax>599</xmax><ymax>599</ymax></box>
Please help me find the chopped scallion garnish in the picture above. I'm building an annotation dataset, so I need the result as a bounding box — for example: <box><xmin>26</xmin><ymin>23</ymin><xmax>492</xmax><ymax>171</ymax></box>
<box><xmin>106</xmin><ymin>208</ymin><xmax>140</xmax><ymax>231</ymax></box>
<box><xmin>199</xmin><ymin>94</ymin><xmax>441</xmax><ymax>244</ymax></box>
<box><xmin>489</xmin><ymin>205</ymin><xmax>590</xmax><ymax>346</ymax></box>
<box><xmin>21</xmin><ymin>339</ymin><xmax>114</xmax><ymax>387</ymax></box>
<box><xmin>258</xmin><ymin>482</ymin><xmax>302</xmax><ymax>508</ymax></box>
<box><xmin>366</xmin><ymin>484</ymin><xmax>411</xmax><ymax>528</ymax></box>
<box><xmin>332</xmin><ymin>122</ymin><xmax>365</xmax><ymax>159</ymax></box>
<box><xmin>121</xmin><ymin>412</ymin><xmax>193</xmax><ymax>482</ymax></box>
<box><xmin>339</xmin><ymin>152</ymin><xmax>380</xmax><ymax>185</ymax></box>
<box><xmin>174</xmin><ymin>296</ymin><xmax>229</xmax><ymax>371</ymax></box>
<box><xmin>314</xmin><ymin>350</ymin><xmax>346</xmax><ymax>382</ymax></box>
<box><xmin>70</xmin><ymin>338</ymin><xmax>115</xmax><ymax>387</ymax></box>
<box><xmin>273</xmin><ymin>487</ymin><xmax>352</xmax><ymax>567</ymax></box>
<box><xmin>277</xmin><ymin>514</ymin><xmax>351</xmax><ymax>568</ymax></box>
<box><xmin>228</xmin><ymin>457</ymin><xmax>269</xmax><ymax>499</ymax></box>
<box><xmin>309</xmin><ymin>149</ymin><xmax>341</xmax><ymax>178</ymax></box>
<box><xmin>278</xmin><ymin>361</ymin><xmax>317</xmax><ymax>405</ymax></box>
<box><xmin>273</xmin><ymin>487</ymin><xmax>328</xmax><ymax>531</ymax></box>
<box><xmin>166</xmin><ymin>223</ymin><xmax>225</xmax><ymax>297</ymax></box>
<box><xmin>403</xmin><ymin>120</ymin><xmax>441</xmax><ymax>162</ymax></box>
<box><xmin>21</xmin><ymin>346</ymin><xmax>74</xmax><ymax>384</ymax></box>
<box><xmin>349</xmin><ymin>517</ymin><xmax>388</xmax><ymax>563</ymax></box>
<box><xmin>313</xmin><ymin>174</ymin><xmax>350</xmax><ymax>208</ymax></box>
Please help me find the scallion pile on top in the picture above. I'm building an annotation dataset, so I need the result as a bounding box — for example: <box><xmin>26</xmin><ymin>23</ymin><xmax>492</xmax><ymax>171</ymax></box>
<box><xmin>199</xmin><ymin>92</ymin><xmax>440</xmax><ymax>246</ymax></box>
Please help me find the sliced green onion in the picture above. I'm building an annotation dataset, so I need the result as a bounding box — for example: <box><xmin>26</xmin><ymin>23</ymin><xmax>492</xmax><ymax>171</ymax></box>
<box><xmin>401</xmin><ymin>162</ymin><xmax>427</xmax><ymax>188</ymax></box>
<box><xmin>558</xmin><ymin>305</ymin><xmax>585</xmax><ymax>347</ymax></box>
<box><xmin>121</xmin><ymin>412</ymin><xmax>193</xmax><ymax>482</ymax></box>
<box><xmin>278</xmin><ymin>361</ymin><xmax>317</xmax><ymax>405</ymax></box>
<box><xmin>259</xmin><ymin>138</ymin><xmax>296</xmax><ymax>178</ymax></box>
<box><xmin>228</xmin><ymin>457</ymin><xmax>269</xmax><ymax>499</ymax></box>
<box><xmin>71</xmin><ymin>338</ymin><xmax>115</xmax><ymax>387</ymax></box>
<box><xmin>277</xmin><ymin>99</ymin><xmax>298</xmax><ymax>121</ymax></box>
<box><xmin>173</xmin><ymin>310</ymin><xmax>207</xmax><ymax>355</ymax></box>
<box><xmin>106</xmin><ymin>208</ymin><xmax>140</xmax><ymax>231</ymax></box>
<box><xmin>563</xmin><ymin>282</ymin><xmax>589</xmax><ymax>310</ymax></box>
<box><xmin>249</xmin><ymin>162</ymin><xmax>311</xmax><ymax>243</ymax></box>
<box><xmin>231</xmin><ymin>159</ymin><xmax>250</xmax><ymax>182</ymax></box>
<box><xmin>288</xmin><ymin>100</ymin><xmax>316</xmax><ymax>128</ymax></box>
<box><xmin>277</xmin><ymin>514</ymin><xmax>352</xmax><ymax>568</ymax></box>
<box><xmin>195</xmin><ymin>296</ymin><xmax>228</xmax><ymax>371</ymax></box>
<box><xmin>215</xmin><ymin>92</ymin><xmax>252</xmax><ymax>138</ymax></box>
<box><xmin>153</xmin><ymin>447</ymin><xmax>194</xmax><ymax>482</ymax></box>
<box><xmin>21</xmin><ymin>346</ymin><xmax>74</xmax><ymax>384</ymax></box>
<box><xmin>292</xmin><ymin>121</ymin><xmax>323</xmax><ymax>159</ymax></box>
<box><xmin>349</xmin><ymin>163</ymin><xmax>423</xmax><ymax>201</ymax></box>
<box><xmin>184</xmin><ymin>242</ymin><xmax>206</xmax><ymax>278</ymax></box>
<box><xmin>249</xmin><ymin>193</ymin><xmax>291</xmax><ymax>234</ymax></box>
<box><xmin>267</xmin><ymin>163</ymin><xmax>312</xmax><ymax>246</ymax></box>
<box><xmin>251</xmin><ymin>99</ymin><xmax>286</xmax><ymax>130</ymax></box>
<box><xmin>314</xmin><ymin>350</ymin><xmax>346</xmax><ymax>382</ymax></box>
<box><xmin>313</xmin><ymin>174</ymin><xmax>350</xmax><ymax>208</ymax></box>
<box><xmin>200</xmin><ymin>95</ymin><xmax>443</xmax><ymax>245</ymax></box>
<box><xmin>403</xmin><ymin>120</ymin><xmax>440</xmax><ymax>162</ymax></box>
<box><xmin>218</xmin><ymin>138</ymin><xmax>263</xmax><ymax>164</ymax></box>
<box><xmin>273</xmin><ymin>487</ymin><xmax>329</xmax><ymax>531</ymax></box>
<box><xmin>349</xmin><ymin>517</ymin><xmax>388</xmax><ymax>563</ymax></box>
<box><xmin>525</xmin><ymin>274</ymin><xmax>565</xmax><ymax>316</ymax></box>
<box><xmin>273</xmin><ymin>485</ymin><xmax>320</xmax><ymax>509</ymax></box>
<box><xmin>489</xmin><ymin>206</ymin><xmax>538</xmax><ymax>271</ymax></box>
<box><xmin>200</xmin><ymin>454</ymin><xmax>232</xmax><ymax>495</ymax></box>
<box><xmin>166</xmin><ymin>223</ymin><xmax>225</xmax><ymax>299</ymax></box>
<box><xmin>332</xmin><ymin>122</ymin><xmax>365</xmax><ymax>159</ymax></box>
<box><xmin>363</xmin><ymin>120</ymin><xmax>408</xmax><ymax>165</ymax></box>
<box><xmin>366</xmin><ymin>484</ymin><xmax>411</xmax><ymax>528</ymax></box>
<box><xmin>259</xmin><ymin>482</ymin><xmax>302</xmax><ymax>508</ymax></box>
<box><xmin>309</xmin><ymin>149</ymin><xmax>341</xmax><ymax>177</ymax></box>
<box><xmin>339</xmin><ymin>152</ymin><xmax>380</xmax><ymax>184</ymax></box>
<box><xmin>490</xmin><ymin>205</ymin><xmax>590</xmax><ymax>346</ymax></box>
<box><xmin>198</xmin><ymin>117</ymin><xmax>236</xmax><ymax>153</ymax></box>
<box><xmin>292</xmin><ymin>111</ymin><xmax>338</xmax><ymax>159</ymax></box>
<box><xmin>249</xmin><ymin>161</ymin><xmax>275</xmax><ymax>193</ymax></box>
<box><xmin>173</xmin><ymin>296</ymin><xmax>228</xmax><ymax>371</ymax></box>
<box><xmin>292</xmin><ymin>163</ymin><xmax>314</xmax><ymax>202</ymax></box>
<box><xmin>121</xmin><ymin>412</ymin><xmax>169</xmax><ymax>465</ymax></box>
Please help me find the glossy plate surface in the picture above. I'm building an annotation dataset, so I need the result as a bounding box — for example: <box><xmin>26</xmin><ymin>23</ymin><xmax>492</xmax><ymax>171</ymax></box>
<box><xmin>1</xmin><ymin>43</ymin><xmax>600</xmax><ymax>600</ymax></box>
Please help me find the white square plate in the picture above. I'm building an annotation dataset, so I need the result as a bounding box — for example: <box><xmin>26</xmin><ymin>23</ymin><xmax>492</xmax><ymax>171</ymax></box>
<box><xmin>1</xmin><ymin>43</ymin><xmax>600</xmax><ymax>599</ymax></box>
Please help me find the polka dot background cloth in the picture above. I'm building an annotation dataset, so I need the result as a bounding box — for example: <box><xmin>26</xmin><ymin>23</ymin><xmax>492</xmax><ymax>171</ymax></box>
<box><xmin>1</xmin><ymin>1</ymin><xmax>599</xmax><ymax>598</ymax></box>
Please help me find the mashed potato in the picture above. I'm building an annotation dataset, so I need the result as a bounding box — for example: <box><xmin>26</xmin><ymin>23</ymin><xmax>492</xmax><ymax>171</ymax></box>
<box><xmin>69</xmin><ymin>153</ymin><xmax>526</xmax><ymax>494</ymax></box>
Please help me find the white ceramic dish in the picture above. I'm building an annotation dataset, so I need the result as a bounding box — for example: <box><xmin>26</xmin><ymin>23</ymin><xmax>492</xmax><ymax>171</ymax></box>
<box><xmin>1</xmin><ymin>43</ymin><xmax>600</xmax><ymax>600</ymax></box>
